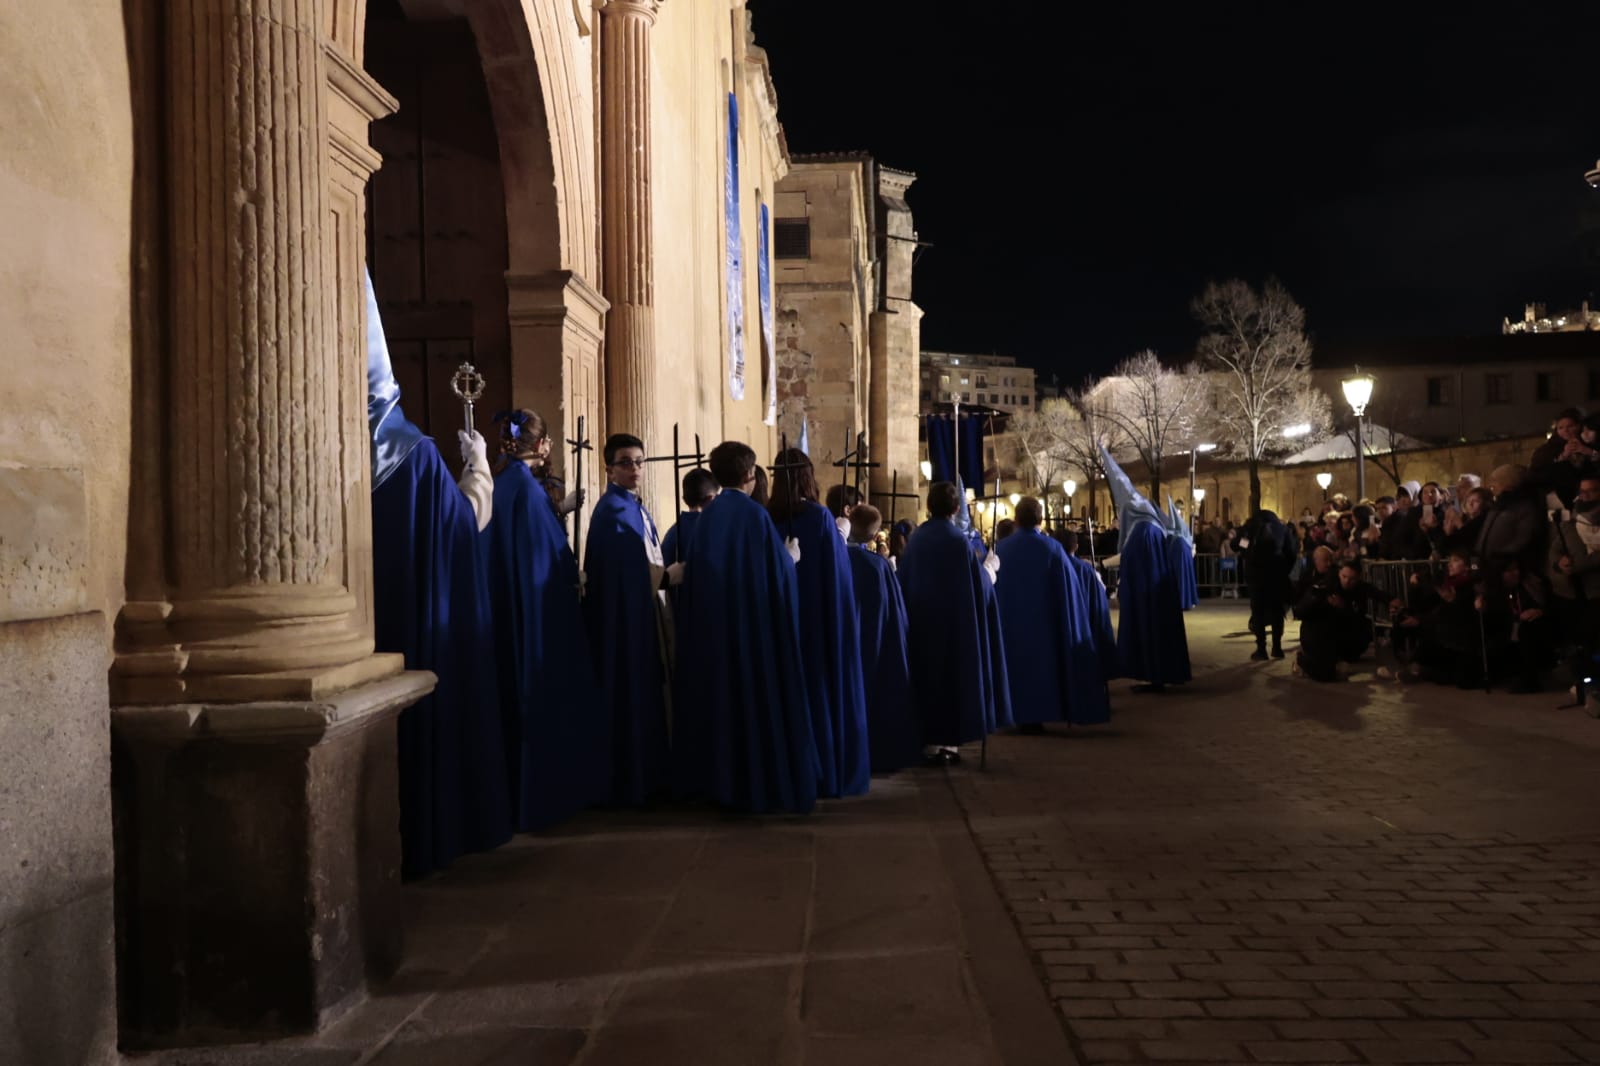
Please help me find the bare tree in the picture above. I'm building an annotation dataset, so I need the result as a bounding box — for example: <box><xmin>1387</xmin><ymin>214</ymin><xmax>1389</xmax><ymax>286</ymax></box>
<box><xmin>1060</xmin><ymin>384</ymin><xmax>1127</xmax><ymax>525</ymax></box>
<box><xmin>1096</xmin><ymin>350</ymin><xmax>1212</xmax><ymax>500</ymax></box>
<box><xmin>1193</xmin><ymin>279</ymin><xmax>1331</xmax><ymax>514</ymax></box>
<box><xmin>1007</xmin><ymin>398</ymin><xmax>1076</xmax><ymax>502</ymax></box>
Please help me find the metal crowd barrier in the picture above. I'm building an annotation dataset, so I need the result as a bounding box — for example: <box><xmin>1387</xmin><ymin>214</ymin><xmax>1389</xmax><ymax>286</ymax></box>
<box><xmin>1358</xmin><ymin>558</ymin><xmax>1446</xmax><ymax>632</ymax></box>
<box><xmin>1194</xmin><ymin>553</ymin><xmax>1241</xmax><ymax>598</ymax></box>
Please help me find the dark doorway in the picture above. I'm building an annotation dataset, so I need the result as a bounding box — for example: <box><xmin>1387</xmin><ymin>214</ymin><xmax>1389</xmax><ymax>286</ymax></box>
<box><xmin>365</xmin><ymin>0</ymin><xmax>511</xmax><ymax>471</ymax></box>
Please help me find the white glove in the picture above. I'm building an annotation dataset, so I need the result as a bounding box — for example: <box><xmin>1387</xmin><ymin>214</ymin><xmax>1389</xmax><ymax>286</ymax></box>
<box><xmin>982</xmin><ymin>551</ymin><xmax>1001</xmax><ymax>585</ymax></box>
<box><xmin>455</xmin><ymin>430</ymin><xmax>493</xmax><ymax>533</ymax></box>
<box><xmin>559</xmin><ymin>488</ymin><xmax>584</xmax><ymax>516</ymax></box>
<box><xmin>666</xmin><ymin>561</ymin><xmax>685</xmax><ymax>587</ymax></box>
<box><xmin>458</xmin><ymin>429</ymin><xmax>489</xmax><ymax>472</ymax></box>
<box><xmin>785</xmin><ymin>537</ymin><xmax>802</xmax><ymax>564</ymax></box>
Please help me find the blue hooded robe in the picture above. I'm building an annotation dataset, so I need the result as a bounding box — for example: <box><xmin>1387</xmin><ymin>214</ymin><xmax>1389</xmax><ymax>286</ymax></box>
<box><xmin>995</xmin><ymin>528</ymin><xmax>1111</xmax><ymax>726</ymax></box>
<box><xmin>847</xmin><ymin>543</ymin><xmax>919</xmax><ymax>773</ymax></box>
<box><xmin>483</xmin><ymin>462</ymin><xmax>612</xmax><ymax>830</ymax></box>
<box><xmin>1167</xmin><ymin>495</ymin><xmax>1200</xmax><ymax>610</ymax></box>
<box><xmin>365</xmin><ymin>272</ymin><xmax>510</xmax><ymax>878</ymax></box>
<box><xmin>674</xmin><ymin>489</ymin><xmax>819</xmax><ymax>813</ymax></box>
<box><xmin>1068</xmin><ymin>553</ymin><xmax>1120</xmax><ymax>684</ymax></box>
<box><xmin>583</xmin><ymin>483</ymin><xmax>671</xmax><ymax>805</ymax></box>
<box><xmin>898</xmin><ymin>517</ymin><xmax>1014</xmax><ymax>746</ymax></box>
<box><xmin>781</xmin><ymin>502</ymin><xmax>870</xmax><ymax>797</ymax></box>
<box><xmin>660</xmin><ymin>510</ymin><xmax>702</xmax><ymax>565</ymax></box>
<box><xmin>1101</xmin><ymin>448</ymin><xmax>1191</xmax><ymax>686</ymax></box>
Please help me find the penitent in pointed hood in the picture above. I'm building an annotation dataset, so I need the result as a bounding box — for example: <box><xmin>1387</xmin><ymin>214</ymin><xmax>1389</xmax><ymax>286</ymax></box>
<box><xmin>1166</xmin><ymin>493</ymin><xmax>1193</xmax><ymax>546</ymax></box>
<box><xmin>1099</xmin><ymin>445</ymin><xmax>1167</xmax><ymax>536</ymax></box>
<box><xmin>365</xmin><ymin>268</ymin><xmax>424</xmax><ymax>489</ymax></box>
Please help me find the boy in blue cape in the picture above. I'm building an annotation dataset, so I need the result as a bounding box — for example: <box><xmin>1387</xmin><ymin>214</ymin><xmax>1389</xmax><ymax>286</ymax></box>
<box><xmin>584</xmin><ymin>433</ymin><xmax>680</xmax><ymax>805</ymax></box>
<box><xmin>897</xmin><ymin>481</ymin><xmax>1012</xmax><ymax>764</ymax></box>
<box><xmin>365</xmin><ymin>270</ymin><xmax>510</xmax><ymax>877</ymax></box>
<box><xmin>674</xmin><ymin>441</ymin><xmax>819</xmax><ymax>813</ymax></box>
<box><xmin>845</xmin><ymin>504</ymin><xmax>920</xmax><ymax>773</ymax></box>
<box><xmin>995</xmin><ymin>497</ymin><xmax>1111</xmax><ymax>730</ymax></box>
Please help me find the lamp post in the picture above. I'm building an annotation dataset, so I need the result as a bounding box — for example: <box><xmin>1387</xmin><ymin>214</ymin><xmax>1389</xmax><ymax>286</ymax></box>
<box><xmin>1341</xmin><ymin>370</ymin><xmax>1375</xmax><ymax>502</ymax></box>
<box><xmin>1063</xmin><ymin>478</ymin><xmax>1076</xmax><ymax>521</ymax></box>
<box><xmin>1188</xmin><ymin>443</ymin><xmax>1216</xmax><ymax>515</ymax></box>
<box><xmin>1192</xmin><ymin>486</ymin><xmax>1206</xmax><ymax>523</ymax></box>
<box><xmin>1315</xmin><ymin>471</ymin><xmax>1333</xmax><ymax>501</ymax></box>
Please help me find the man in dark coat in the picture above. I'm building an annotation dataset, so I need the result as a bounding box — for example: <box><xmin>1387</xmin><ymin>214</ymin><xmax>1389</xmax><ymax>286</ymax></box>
<box><xmin>1236</xmin><ymin>509</ymin><xmax>1299</xmax><ymax>661</ymax></box>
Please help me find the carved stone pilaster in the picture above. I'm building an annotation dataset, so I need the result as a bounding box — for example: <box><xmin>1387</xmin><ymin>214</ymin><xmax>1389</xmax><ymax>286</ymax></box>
<box><xmin>598</xmin><ymin>0</ymin><xmax>664</xmax><ymax>452</ymax></box>
<box><xmin>113</xmin><ymin>0</ymin><xmax>400</xmax><ymax>703</ymax></box>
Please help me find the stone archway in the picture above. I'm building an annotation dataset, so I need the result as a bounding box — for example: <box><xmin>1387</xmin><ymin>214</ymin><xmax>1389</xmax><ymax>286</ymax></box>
<box><xmin>349</xmin><ymin>0</ymin><xmax>603</xmax><ymax>493</ymax></box>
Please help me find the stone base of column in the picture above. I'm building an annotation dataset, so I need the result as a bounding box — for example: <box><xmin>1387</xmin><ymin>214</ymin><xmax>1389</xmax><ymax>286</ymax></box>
<box><xmin>110</xmin><ymin>671</ymin><xmax>435</xmax><ymax>1049</ymax></box>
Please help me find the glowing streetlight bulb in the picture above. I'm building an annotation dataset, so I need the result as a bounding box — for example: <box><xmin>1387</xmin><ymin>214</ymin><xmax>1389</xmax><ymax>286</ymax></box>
<box><xmin>1341</xmin><ymin>373</ymin><xmax>1375</xmax><ymax>417</ymax></box>
<box><xmin>1315</xmin><ymin>472</ymin><xmax>1333</xmax><ymax>491</ymax></box>
<box><xmin>1193</xmin><ymin>487</ymin><xmax>1206</xmax><ymax>503</ymax></box>
<box><xmin>1009</xmin><ymin>492</ymin><xmax>1021</xmax><ymax>506</ymax></box>
<box><xmin>1063</xmin><ymin>479</ymin><xmax>1077</xmax><ymax>497</ymax></box>
<box><xmin>1283</xmin><ymin>423</ymin><xmax>1312</xmax><ymax>438</ymax></box>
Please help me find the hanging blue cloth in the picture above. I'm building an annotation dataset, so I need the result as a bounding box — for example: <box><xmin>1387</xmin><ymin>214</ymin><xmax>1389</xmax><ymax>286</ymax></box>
<box><xmin>847</xmin><ymin>544</ymin><xmax>919</xmax><ymax>774</ymax></box>
<box><xmin>786</xmin><ymin>502</ymin><xmax>870</xmax><ymax>797</ymax></box>
<box><xmin>898</xmin><ymin>517</ymin><xmax>1013</xmax><ymax>746</ymax></box>
<box><xmin>373</xmin><ymin>442</ymin><xmax>512</xmax><ymax>877</ymax></box>
<box><xmin>995</xmin><ymin>528</ymin><xmax>1110</xmax><ymax>726</ymax></box>
<box><xmin>583</xmin><ymin>483</ymin><xmax>672</xmax><ymax>805</ymax></box>
<box><xmin>483</xmin><ymin>462</ymin><xmax>611</xmax><ymax>830</ymax></box>
<box><xmin>674</xmin><ymin>489</ymin><xmax>819</xmax><ymax>813</ymax></box>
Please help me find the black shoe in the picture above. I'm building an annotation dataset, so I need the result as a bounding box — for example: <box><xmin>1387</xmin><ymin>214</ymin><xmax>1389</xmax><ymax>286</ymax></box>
<box><xmin>943</xmin><ymin>748</ymin><xmax>963</xmax><ymax>765</ymax></box>
<box><xmin>1271</xmin><ymin>645</ymin><xmax>1285</xmax><ymax>659</ymax></box>
<box><xmin>1251</xmin><ymin>647</ymin><xmax>1268</xmax><ymax>662</ymax></box>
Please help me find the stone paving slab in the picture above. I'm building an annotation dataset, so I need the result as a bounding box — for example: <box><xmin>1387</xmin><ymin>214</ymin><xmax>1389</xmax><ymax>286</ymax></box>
<box><xmin>950</xmin><ymin>603</ymin><xmax>1600</xmax><ymax>1066</ymax></box>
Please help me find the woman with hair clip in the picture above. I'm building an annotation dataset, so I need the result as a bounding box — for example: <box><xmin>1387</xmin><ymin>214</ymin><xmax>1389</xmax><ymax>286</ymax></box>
<box><xmin>480</xmin><ymin>409</ymin><xmax>610</xmax><ymax>831</ymax></box>
<box><xmin>767</xmin><ymin>447</ymin><xmax>871</xmax><ymax>798</ymax></box>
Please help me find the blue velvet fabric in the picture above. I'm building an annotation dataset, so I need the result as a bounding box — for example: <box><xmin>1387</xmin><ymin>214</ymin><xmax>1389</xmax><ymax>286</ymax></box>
<box><xmin>583</xmin><ymin>483</ymin><xmax>670</xmax><ymax>805</ymax></box>
<box><xmin>1168</xmin><ymin>535</ymin><xmax>1200</xmax><ymax>610</ymax></box>
<box><xmin>1069</xmin><ymin>554</ymin><xmax>1121</xmax><ymax>683</ymax></box>
<box><xmin>995</xmin><ymin>529</ymin><xmax>1111</xmax><ymax>726</ymax></box>
<box><xmin>660</xmin><ymin>509</ymin><xmax>702</xmax><ymax>564</ymax></box>
<box><xmin>373</xmin><ymin>441</ymin><xmax>511</xmax><ymax>878</ymax></box>
<box><xmin>897</xmin><ymin>518</ymin><xmax>1013</xmax><ymax>746</ymax></box>
<box><xmin>1115</xmin><ymin>522</ymin><xmax>1192</xmax><ymax>685</ymax></box>
<box><xmin>847</xmin><ymin>545</ymin><xmax>919</xmax><ymax>773</ymax></box>
<box><xmin>785</xmin><ymin>502</ymin><xmax>870</xmax><ymax>797</ymax></box>
<box><xmin>484</xmin><ymin>462</ymin><xmax>611</xmax><ymax>830</ymax></box>
<box><xmin>674</xmin><ymin>489</ymin><xmax>819</xmax><ymax>813</ymax></box>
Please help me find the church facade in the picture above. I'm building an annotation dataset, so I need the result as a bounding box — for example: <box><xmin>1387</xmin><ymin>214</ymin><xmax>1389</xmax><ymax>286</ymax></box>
<box><xmin>1</xmin><ymin>1</ymin><xmax>792</xmax><ymax>1059</ymax></box>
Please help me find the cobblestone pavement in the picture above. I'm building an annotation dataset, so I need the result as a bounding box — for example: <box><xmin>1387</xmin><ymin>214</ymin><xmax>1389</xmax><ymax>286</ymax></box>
<box><xmin>951</xmin><ymin>602</ymin><xmax>1600</xmax><ymax>1065</ymax></box>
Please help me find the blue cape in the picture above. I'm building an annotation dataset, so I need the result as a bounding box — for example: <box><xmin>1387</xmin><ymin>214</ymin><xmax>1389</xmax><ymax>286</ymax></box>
<box><xmin>660</xmin><ymin>509</ymin><xmax>702</xmax><ymax>565</ymax></box>
<box><xmin>1115</xmin><ymin>521</ymin><xmax>1193</xmax><ymax>684</ymax></box>
<box><xmin>674</xmin><ymin>489</ymin><xmax>819</xmax><ymax>813</ymax></box>
<box><xmin>784</xmin><ymin>502</ymin><xmax>870</xmax><ymax>797</ymax></box>
<box><xmin>373</xmin><ymin>441</ymin><xmax>511</xmax><ymax>877</ymax></box>
<box><xmin>583</xmin><ymin>483</ymin><xmax>670</xmax><ymax>805</ymax></box>
<box><xmin>897</xmin><ymin>518</ymin><xmax>1013</xmax><ymax>746</ymax></box>
<box><xmin>847</xmin><ymin>545</ymin><xmax>919</xmax><ymax>773</ymax></box>
<box><xmin>1068</xmin><ymin>554</ymin><xmax>1120</xmax><ymax>683</ymax></box>
<box><xmin>483</xmin><ymin>463</ymin><xmax>611</xmax><ymax>830</ymax></box>
<box><xmin>995</xmin><ymin>529</ymin><xmax>1110</xmax><ymax>726</ymax></box>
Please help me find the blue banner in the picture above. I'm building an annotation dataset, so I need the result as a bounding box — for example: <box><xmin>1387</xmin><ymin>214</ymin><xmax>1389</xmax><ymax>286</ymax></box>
<box><xmin>725</xmin><ymin>93</ymin><xmax>745</xmax><ymax>402</ymax></box>
<box><xmin>758</xmin><ymin>201</ymin><xmax>775</xmax><ymax>424</ymax></box>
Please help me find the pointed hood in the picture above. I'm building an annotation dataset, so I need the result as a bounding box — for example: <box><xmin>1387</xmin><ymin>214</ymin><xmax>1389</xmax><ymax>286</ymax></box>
<box><xmin>1167</xmin><ymin>493</ymin><xmax>1193</xmax><ymax>545</ymax></box>
<box><xmin>365</xmin><ymin>268</ymin><xmax>424</xmax><ymax>488</ymax></box>
<box><xmin>1099</xmin><ymin>445</ymin><xmax>1166</xmax><ymax>535</ymax></box>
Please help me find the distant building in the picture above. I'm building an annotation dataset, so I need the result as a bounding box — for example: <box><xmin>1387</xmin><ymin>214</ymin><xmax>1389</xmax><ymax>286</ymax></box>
<box><xmin>1502</xmin><ymin>301</ymin><xmax>1600</xmax><ymax>334</ymax></box>
<box><xmin>1311</xmin><ymin>332</ymin><xmax>1600</xmax><ymax>444</ymax></box>
<box><xmin>774</xmin><ymin>154</ymin><xmax>922</xmax><ymax>497</ymax></box>
<box><xmin>919</xmin><ymin>350</ymin><xmax>1036</xmax><ymax>414</ymax></box>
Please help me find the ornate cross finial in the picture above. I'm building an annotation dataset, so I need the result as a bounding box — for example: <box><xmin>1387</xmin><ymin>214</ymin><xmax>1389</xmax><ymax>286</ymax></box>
<box><xmin>450</xmin><ymin>362</ymin><xmax>486</xmax><ymax>432</ymax></box>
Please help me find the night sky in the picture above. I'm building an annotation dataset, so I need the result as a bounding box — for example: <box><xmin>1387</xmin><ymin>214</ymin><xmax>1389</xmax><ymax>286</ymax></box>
<box><xmin>745</xmin><ymin>3</ymin><xmax>1600</xmax><ymax>383</ymax></box>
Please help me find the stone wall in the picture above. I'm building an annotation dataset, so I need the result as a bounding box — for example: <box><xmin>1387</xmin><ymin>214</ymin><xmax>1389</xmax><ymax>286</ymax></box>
<box><xmin>0</xmin><ymin>2</ymin><xmax>131</xmax><ymax>1062</ymax></box>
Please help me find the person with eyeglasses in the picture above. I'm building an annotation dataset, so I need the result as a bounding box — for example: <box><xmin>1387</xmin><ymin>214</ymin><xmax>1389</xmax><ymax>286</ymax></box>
<box><xmin>584</xmin><ymin>433</ymin><xmax>682</xmax><ymax>805</ymax></box>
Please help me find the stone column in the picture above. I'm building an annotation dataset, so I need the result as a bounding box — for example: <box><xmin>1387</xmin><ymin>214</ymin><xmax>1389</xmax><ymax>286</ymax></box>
<box><xmin>598</xmin><ymin>0</ymin><xmax>663</xmax><ymax>454</ymax></box>
<box><xmin>109</xmin><ymin>0</ymin><xmax>428</xmax><ymax>1047</ymax></box>
<box><xmin>113</xmin><ymin>0</ymin><xmax>399</xmax><ymax>704</ymax></box>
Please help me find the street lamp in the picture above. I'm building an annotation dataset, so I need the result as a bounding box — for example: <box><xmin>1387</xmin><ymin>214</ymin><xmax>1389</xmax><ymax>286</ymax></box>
<box><xmin>1315</xmin><ymin>471</ymin><xmax>1333</xmax><ymax>501</ymax></box>
<box><xmin>1008</xmin><ymin>492</ymin><xmax>1021</xmax><ymax>506</ymax></box>
<box><xmin>1192</xmin><ymin>486</ymin><xmax>1206</xmax><ymax>521</ymax></box>
<box><xmin>1341</xmin><ymin>370</ymin><xmax>1375</xmax><ymax>501</ymax></box>
<box><xmin>1188</xmin><ymin>444</ymin><xmax>1216</xmax><ymax>514</ymax></box>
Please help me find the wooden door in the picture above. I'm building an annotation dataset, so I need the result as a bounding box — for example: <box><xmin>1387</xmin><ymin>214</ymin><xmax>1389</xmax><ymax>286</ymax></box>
<box><xmin>366</xmin><ymin>9</ymin><xmax>511</xmax><ymax>472</ymax></box>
